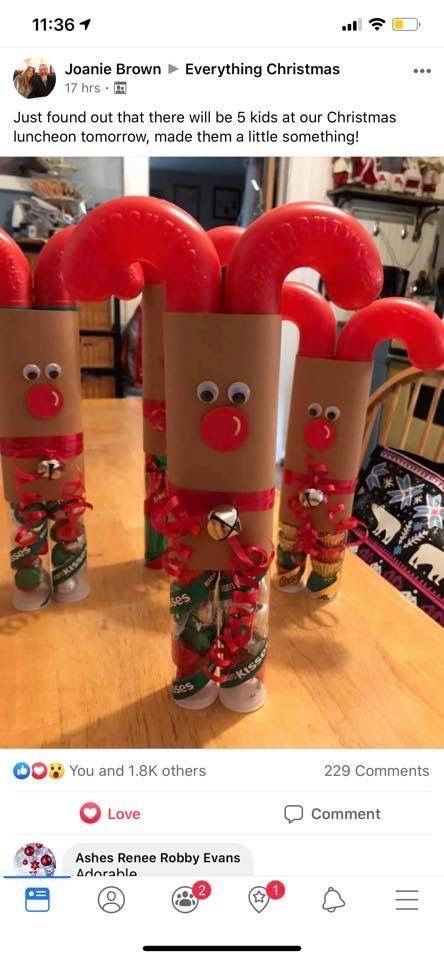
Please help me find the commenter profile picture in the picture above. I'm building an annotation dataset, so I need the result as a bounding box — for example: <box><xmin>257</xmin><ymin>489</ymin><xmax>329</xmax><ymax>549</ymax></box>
<box><xmin>13</xmin><ymin>58</ymin><xmax>56</xmax><ymax>99</ymax></box>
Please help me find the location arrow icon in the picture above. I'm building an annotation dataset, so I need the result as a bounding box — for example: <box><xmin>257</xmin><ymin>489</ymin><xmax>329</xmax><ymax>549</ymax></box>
<box><xmin>248</xmin><ymin>886</ymin><xmax>269</xmax><ymax>913</ymax></box>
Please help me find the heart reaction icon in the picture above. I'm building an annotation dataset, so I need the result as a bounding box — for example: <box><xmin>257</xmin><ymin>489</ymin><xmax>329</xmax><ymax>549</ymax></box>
<box><xmin>79</xmin><ymin>802</ymin><xmax>102</xmax><ymax>824</ymax></box>
<box><xmin>31</xmin><ymin>764</ymin><xmax>48</xmax><ymax>780</ymax></box>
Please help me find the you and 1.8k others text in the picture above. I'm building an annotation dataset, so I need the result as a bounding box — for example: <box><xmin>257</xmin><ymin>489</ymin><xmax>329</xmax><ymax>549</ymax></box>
<box><xmin>70</xmin><ymin>764</ymin><xmax>207</xmax><ymax>777</ymax></box>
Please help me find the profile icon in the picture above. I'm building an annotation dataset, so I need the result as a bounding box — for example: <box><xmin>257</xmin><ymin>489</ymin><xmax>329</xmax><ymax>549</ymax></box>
<box><xmin>98</xmin><ymin>886</ymin><xmax>125</xmax><ymax>913</ymax></box>
<box><xmin>13</xmin><ymin>58</ymin><xmax>56</xmax><ymax>99</ymax></box>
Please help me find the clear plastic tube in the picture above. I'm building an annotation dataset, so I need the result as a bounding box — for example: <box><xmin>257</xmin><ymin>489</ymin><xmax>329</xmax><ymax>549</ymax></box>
<box><xmin>170</xmin><ymin>570</ymin><xmax>219</xmax><ymax>709</ymax></box>
<box><xmin>217</xmin><ymin>571</ymin><xmax>269</xmax><ymax>713</ymax></box>
<box><xmin>49</xmin><ymin>500</ymin><xmax>90</xmax><ymax>603</ymax></box>
<box><xmin>9</xmin><ymin>500</ymin><xmax>51</xmax><ymax>611</ymax></box>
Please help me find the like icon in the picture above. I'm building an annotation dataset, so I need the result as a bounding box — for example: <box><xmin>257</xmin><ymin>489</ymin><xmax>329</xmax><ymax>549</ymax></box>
<box><xmin>79</xmin><ymin>802</ymin><xmax>102</xmax><ymax>824</ymax></box>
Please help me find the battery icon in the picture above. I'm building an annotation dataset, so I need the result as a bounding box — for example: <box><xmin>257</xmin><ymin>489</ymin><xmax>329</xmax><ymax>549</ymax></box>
<box><xmin>392</xmin><ymin>18</ymin><xmax>419</xmax><ymax>30</ymax></box>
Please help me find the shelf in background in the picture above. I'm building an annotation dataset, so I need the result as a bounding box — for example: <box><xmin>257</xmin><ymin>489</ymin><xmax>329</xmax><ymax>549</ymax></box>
<box><xmin>328</xmin><ymin>185</ymin><xmax>444</xmax><ymax>240</ymax></box>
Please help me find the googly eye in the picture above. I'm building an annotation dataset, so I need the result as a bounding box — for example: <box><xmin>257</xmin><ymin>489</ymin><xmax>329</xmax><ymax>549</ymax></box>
<box><xmin>45</xmin><ymin>363</ymin><xmax>62</xmax><ymax>381</ymax></box>
<box><xmin>22</xmin><ymin>363</ymin><xmax>40</xmax><ymax>382</ymax></box>
<box><xmin>325</xmin><ymin>405</ymin><xmax>341</xmax><ymax>422</ymax></box>
<box><xmin>227</xmin><ymin>381</ymin><xmax>251</xmax><ymax>405</ymax></box>
<box><xmin>307</xmin><ymin>402</ymin><xmax>322</xmax><ymax>418</ymax></box>
<box><xmin>196</xmin><ymin>380</ymin><xmax>219</xmax><ymax>404</ymax></box>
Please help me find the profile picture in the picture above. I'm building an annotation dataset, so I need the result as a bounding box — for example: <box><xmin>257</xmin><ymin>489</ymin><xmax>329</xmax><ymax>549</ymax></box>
<box><xmin>13</xmin><ymin>58</ymin><xmax>56</xmax><ymax>99</ymax></box>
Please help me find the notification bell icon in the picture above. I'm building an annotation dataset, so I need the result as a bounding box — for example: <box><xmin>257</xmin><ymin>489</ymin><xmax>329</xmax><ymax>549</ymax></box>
<box><xmin>322</xmin><ymin>887</ymin><xmax>345</xmax><ymax>913</ymax></box>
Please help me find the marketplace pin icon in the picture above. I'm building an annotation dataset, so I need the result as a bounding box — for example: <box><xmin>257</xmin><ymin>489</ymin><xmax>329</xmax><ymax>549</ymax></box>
<box><xmin>248</xmin><ymin>886</ymin><xmax>269</xmax><ymax>913</ymax></box>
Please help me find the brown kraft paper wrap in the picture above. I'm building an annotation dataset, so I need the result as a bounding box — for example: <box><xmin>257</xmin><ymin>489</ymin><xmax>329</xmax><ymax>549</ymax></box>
<box><xmin>0</xmin><ymin>308</ymin><xmax>90</xmax><ymax>609</ymax></box>
<box><xmin>0</xmin><ymin>309</ymin><xmax>84</xmax><ymax>501</ymax></box>
<box><xmin>162</xmin><ymin>311</ymin><xmax>281</xmax><ymax>713</ymax></box>
<box><xmin>278</xmin><ymin>357</ymin><xmax>372</xmax><ymax>598</ymax></box>
<box><xmin>163</xmin><ymin>312</ymin><xmax>280</xmax><ymax>570</ymax></box>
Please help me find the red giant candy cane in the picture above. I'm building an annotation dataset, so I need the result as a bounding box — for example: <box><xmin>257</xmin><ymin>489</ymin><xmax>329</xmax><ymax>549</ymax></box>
<box><xmin>63</xmin><ymin>196</ymin><xmax>221</xmax><ymax>310</ymax></box>
<box><xmin>224</xmin><ymin>202</ymin><xmax>383</xmax><ymax>313</ymax></box>
<box><xmin>281</xmin><ymin>281</ymin><xmax>337</xmax><ymax>359</ymax></box>
<box><xmin>34</xmin><ymin>227</ymin><xmax>77</xmax><ymax>308</ymax></box>
<box><xmin>207</xmin><ymin>226</ymin><xmax>245</xmax><ymax>268</ymax></box>
<box><xmin>336</xmin><ymin>297</ymin><xmax>444</xmax><ymax>367</ymax></box>
<box><xmin>0</xmin><ymin>227</ymin><xmax>32</xmax><ymax>307</ymax></box>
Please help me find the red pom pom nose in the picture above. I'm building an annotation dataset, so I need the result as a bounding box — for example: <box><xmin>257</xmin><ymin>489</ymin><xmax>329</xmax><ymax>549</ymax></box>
<box><xmin>200</xmin><ymin>406</ymin><xmax>249</xmax><ymax>451</ymax></box>
<box><xmin>304</xmin><ymin>418</ymin><xmax>336</xmax><ymax>450</ymax></box>
<box><xmin>26</xmin><ymin>384</ymin><xmax>64</xmax><ymax>420</ymax></box>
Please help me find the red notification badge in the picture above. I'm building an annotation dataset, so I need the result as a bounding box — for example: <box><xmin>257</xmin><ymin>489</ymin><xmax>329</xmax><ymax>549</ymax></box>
<box><xmin>192</xmin><ymin>880</ymin><xmax>212</xmax><ymax>900</ymax></box>
<box><xmin>266</xmin><ymin>880</ymin><xmax>286</xmax><ymax>900</ymax></box>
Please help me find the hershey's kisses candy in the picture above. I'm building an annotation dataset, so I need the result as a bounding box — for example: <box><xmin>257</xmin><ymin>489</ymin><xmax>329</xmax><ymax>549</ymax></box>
<box><xmin>299</xmin><ymin>488</ymin><xmax>325</xmax><ymax>509</ymax></box>
<box><xmin>37</xmin><ymin>459</ymin><xmax>65</xmax><ymax>481</ymax></box>
<box><xmin>207</xmin><ymin>504</ymin><xmax>241</xmax><ymax>541</ymax></box>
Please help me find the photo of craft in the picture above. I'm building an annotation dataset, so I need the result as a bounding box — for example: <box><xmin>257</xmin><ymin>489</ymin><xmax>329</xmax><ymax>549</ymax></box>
<box><xmin>0</xmin><ymin>153</ymin><xmax>443</xmax><ymax>748</ymax></box>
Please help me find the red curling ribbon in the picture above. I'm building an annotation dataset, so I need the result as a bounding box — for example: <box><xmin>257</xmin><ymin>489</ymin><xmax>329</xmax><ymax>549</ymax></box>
<box><xmin>167</xmin><ymin>484</ymin><xmax>275</xmax><ymax>514</ymax></box>
<box><xmin>209</xmin><ymin>538</ymin><xmax>274</xmax><ymax>684</ymax></box>
<box><xmin>152</xmin><ymin>494</ymin><xmax>202</xmax><ymax>540</ymax></box>
<box><xmin>14</xmin><ymin>472</ymin><xmax>91</xmax><ymax>543</ymax></box>
<box><xmin>15</xmin><ymin>491</ymin><xmax>47</xmax><ymax>530</ymax></box>
<box><xmin>145</xmin><ymin>456</ymin><xmax>168</xmax><ymax>521</ymax></box>
<box><xmin>284</xmin><ymin>467</ymin><xmax>356</xmax><ymax>496</ymax></box>
<box><xmin>0</xmin><ymin>432</ymin><xmax>84</xmax><ymax>460</ymax></box>
<box><xmin>285</xmin><ymin>455</ymin><xmax>362</xmax><ymax>557</ymax></box>
<box><xmin>143</xmin><ymin>400</ymin><xmax>166</xmax><ymax>433</ymax></box>
<box><xmin>153</xmin><ymin>483</ymin><xmax>274</xmax><ymax>607</ymax></box>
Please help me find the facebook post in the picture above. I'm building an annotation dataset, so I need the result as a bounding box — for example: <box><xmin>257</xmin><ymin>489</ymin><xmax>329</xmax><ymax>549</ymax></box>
<box><xmin>0</xmin><ymin>3</ymin><xmax>443</xmax><ymax>958</ymax></box>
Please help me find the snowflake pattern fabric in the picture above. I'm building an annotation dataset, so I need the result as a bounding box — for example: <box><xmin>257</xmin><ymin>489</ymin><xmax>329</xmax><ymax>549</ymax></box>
<box><xmin>388</xmin><ymin>473</ymin><xmax>424</xmax><ymax>509</ymax></box>
<box><xmin>414</xmin><ymin>493</ymin><xmax>444</xmax><ymax>530</ymax></box>
<box><xmin>350</xmin><ymin>446</ymin><xmax>444</xmax><ymax>624</ymax></box>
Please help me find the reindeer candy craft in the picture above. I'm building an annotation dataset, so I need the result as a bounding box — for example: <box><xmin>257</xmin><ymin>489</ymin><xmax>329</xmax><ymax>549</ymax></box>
<box><xmin>155</xmin><ymin>202</ymin><xmax>382</xmax><ymax>713</ymax></box>
<box><xmin>65</xmin><ymin>199</ymin><xmax>381</xmax><ymax>712</ymax></box>
<box><xmin>0</xmin><ymin>228</ymin><xmax>91</xmax><ymax>611</ymax></box>
<box><xmin>278</xmin><ymin>288</ymin><xmax>444</xmax><ymax>599</ymax></box>
<box><xmin>63</xmin><ymin>197</ymin><xmax>221</xmax><ymax>570</ymax></box>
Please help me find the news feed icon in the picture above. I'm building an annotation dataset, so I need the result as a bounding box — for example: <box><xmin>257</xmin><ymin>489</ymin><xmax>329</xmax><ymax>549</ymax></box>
<box><xmin>25</xmin><ymin>887</ymin><xmax>50</xmax><ymax>912</ymax></box>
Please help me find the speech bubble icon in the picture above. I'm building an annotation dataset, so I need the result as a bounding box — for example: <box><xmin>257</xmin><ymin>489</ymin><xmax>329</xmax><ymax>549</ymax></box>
<box><xmin>284</xmin><ymin>804</ymin><xmax>304</xmax><ymax>823</ymax></box>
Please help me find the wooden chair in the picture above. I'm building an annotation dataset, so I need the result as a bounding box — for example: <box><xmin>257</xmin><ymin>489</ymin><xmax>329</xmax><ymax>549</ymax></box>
<box><xmin>362</xmin><ymin>366</ymin><xmax>444</xmax><ymax>464</ymax></box>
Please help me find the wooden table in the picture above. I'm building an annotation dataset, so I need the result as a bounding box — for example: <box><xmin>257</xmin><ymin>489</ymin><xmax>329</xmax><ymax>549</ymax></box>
<box><xmin>1</xmin><ymin>399</ymin><xmax>442</xmax><ymax>749</ymax></box>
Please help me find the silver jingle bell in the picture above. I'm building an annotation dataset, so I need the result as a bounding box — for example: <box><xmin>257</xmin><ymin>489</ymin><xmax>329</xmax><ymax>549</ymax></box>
<box><xmin>207</xmin><ymin>504</ymin><xmax>241</xmax><ymax>542</ymax></box>
<box><xmin>37</xmin><ymin>458</ymin><xmax>65</xmax><ymax>481</ymax></box>
<box><xmin>299</xmin><ymin>487</ymin><xmax>325</xmax><ymax>509</ymax></box>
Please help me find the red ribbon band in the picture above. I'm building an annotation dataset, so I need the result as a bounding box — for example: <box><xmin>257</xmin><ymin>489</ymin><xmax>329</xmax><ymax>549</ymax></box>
<box><xmin>0</xmin><ymin>432</ymin><xmax>83</xmax><ymax>460</ymax></box>
<box><xmin>283</xmin><ymin>467</ymin><xmax>356</xmax><ymax>496</ymax></box>
<box><xmin>167</xmin><ymin>484</ymin><xmax>275</xmax><ymax>514</ymax></box>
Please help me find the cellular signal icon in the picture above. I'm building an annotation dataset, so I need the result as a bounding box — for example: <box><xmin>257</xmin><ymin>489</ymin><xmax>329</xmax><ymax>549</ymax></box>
<box><xmin>341</xmin><ymin>18</ymin><xmax>362</xmax><ymax>32</ymax></box>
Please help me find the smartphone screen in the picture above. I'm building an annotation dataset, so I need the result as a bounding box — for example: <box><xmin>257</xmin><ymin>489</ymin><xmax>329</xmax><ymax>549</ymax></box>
<box><xmin>0</xmin><ymin>4</ymin><xmax>443</xmax><ymax>957</ymax></box>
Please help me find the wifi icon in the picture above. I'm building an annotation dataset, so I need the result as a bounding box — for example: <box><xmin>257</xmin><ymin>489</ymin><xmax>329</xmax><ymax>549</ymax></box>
<box><xmin>369</xmin><ymin>17</ymin><xmax>386</xmax><ymax>30</ymax></box>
